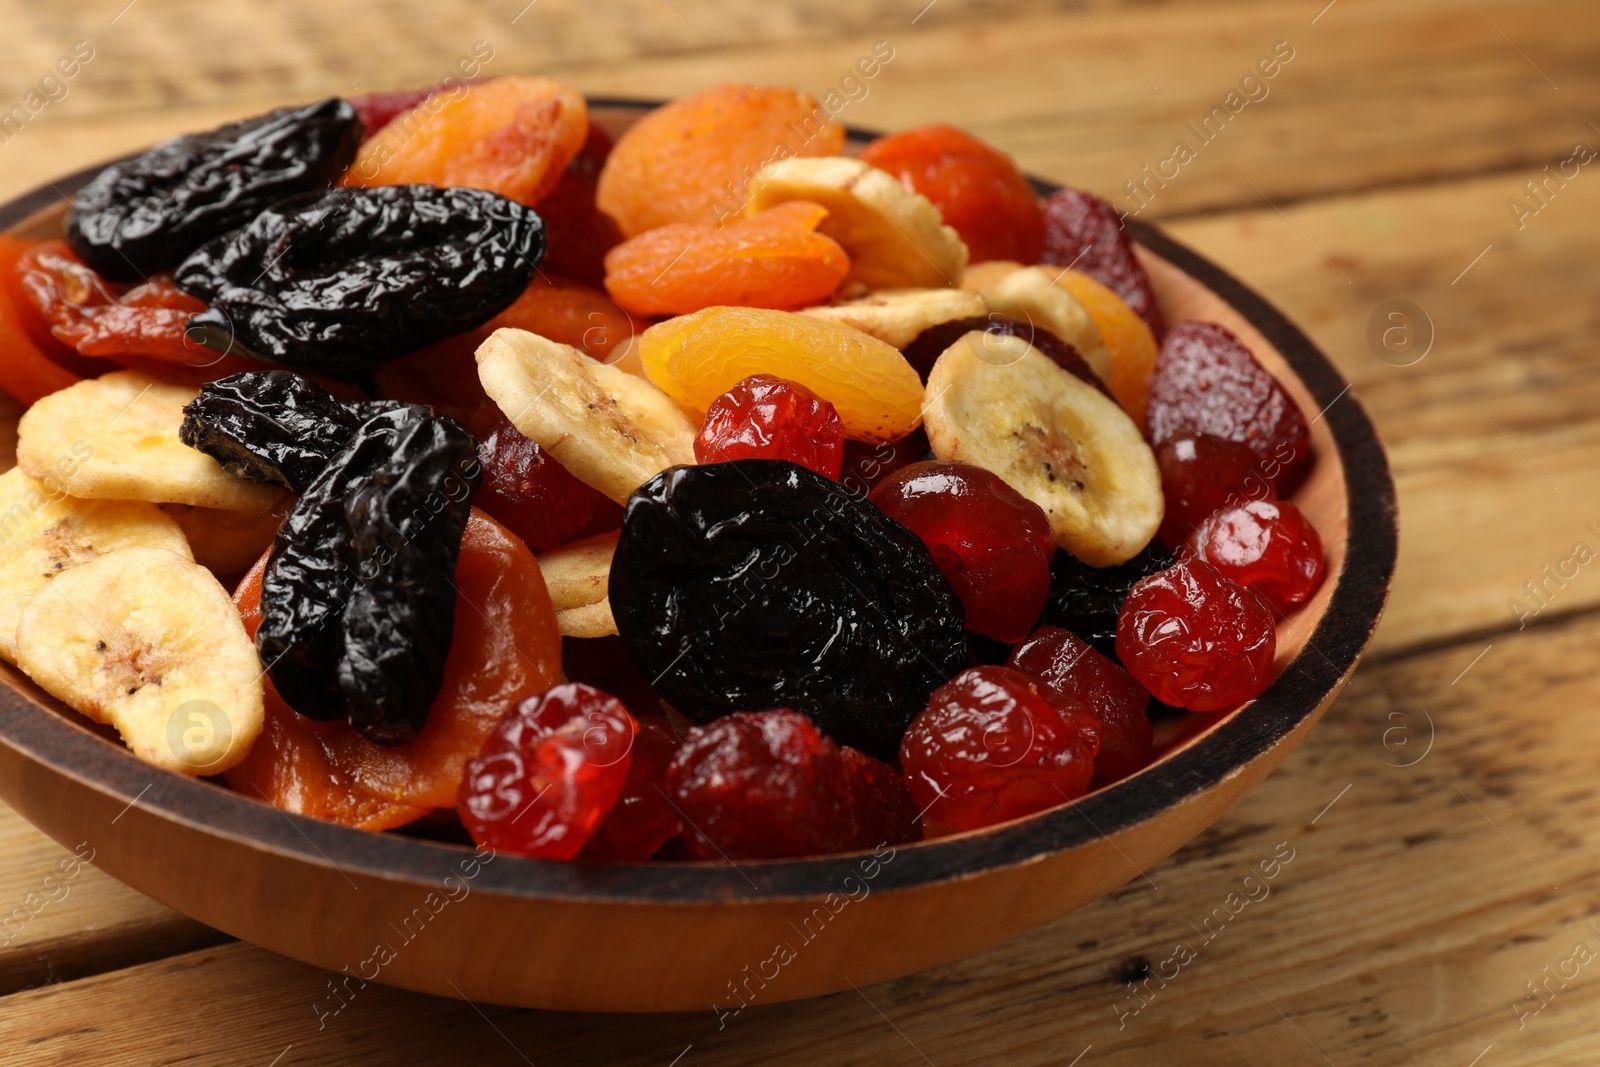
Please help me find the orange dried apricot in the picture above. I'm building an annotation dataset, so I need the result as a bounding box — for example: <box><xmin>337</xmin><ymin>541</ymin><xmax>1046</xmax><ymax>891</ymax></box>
<box><xmin>343</xmin><ymin>76</ymin><xmax>588</xmax><ymax>206</ymax></box>
<box><xmin>596</xmin><ymin>84</ymin><xmax>845</xmax><ymax>237</ymax></box>
<box><xmin>603</xmin><ymin>202</ymin><xmax>849</xmax><ymax>317</ymax></box>
<box><xmin>1056</xmin><ymin>269</ymin><xmax>1159</xmax><ymax>426</ymax></box>
<box><xmin>639</xmin><ymin>306</ymin><xmax>923</xmax><ymax>441</ymax></box>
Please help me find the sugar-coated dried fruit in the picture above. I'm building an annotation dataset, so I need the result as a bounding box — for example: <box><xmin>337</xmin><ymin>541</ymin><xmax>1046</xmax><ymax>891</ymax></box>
<box><xmin>858</xmin><ymin>124</ymin><xmax>1044</xmax><ymax>264</ymax></box>
<box><xmin>579</xmin><ymin>714</ymin><xmax>681</xmax><ymax>862</ymax></box>
<box><xmin>1145</xmin><ymin>321</ymin><xmax>1311</xmax><ymax>493</ymax></box>
<box><xmin>538</xmin><ymin>121</ymin><xmax>624</xmax><ymax>287</ymax></box>
<box><xmin>1116</xmin><ymin>557</ymin><xmax>1276</xmax><ymax>712</ymax></box>
<box><xmin>1039</xmin><ymin>541</ymin><xmax>1173</xmax><ymax>661</ymax></box>
<box><xmin>1154</xmin><ymin>433</ymin><xmax>1272</xmax><ymax>550</ymax></box>
<box><xmin>177</xmin><ymin>185</ymin><xmax>543</xmax><ymax>373</ymax></box>
<box><xmin>638</xmin><ymin>305</ymin><xmax>924</xmax><ymax>442</ymax></box>
<box><xmin>1008</xmin><ymin>626</ymin><xmax>1152</xmax><ymax>781</ymax></box>
<box><xmin>666</xmin><ymin>709</ymin><xmax>915</xmax><ymax>860</ymax></box>
<box><xmin>596</xmin><ymin>83</ymin><xmax>845</xmax><ymax>237</ymax></box>
<box><xmin>871</xmin><ymin>460</ymin><xmax>1056</xmax><ymax>643</ymax></box>
<box><xmin>345</xmin><ymin>77</ymin><xmax>588</xmax><ymax>207</ymax></box>
<box><xmin>611</xmin><ymin>460</ymin><xmax>968</xmax><ymax>759</ymax></box>
<box><xmin>458</xmin><ymin>683</ymin><xmax>636</xmax><ymax>860</ymax></box>
<box><xmin>1054</xmin><ymin>269</ymin><xmax>1159</xmax><ymax>427</ymax></box>
<box><xmin>1183</xmin><ymin>499</ymin><xmax>1324</xmax><ymax>612</ymax></box>
<box><xmin>603</xmin><ymin>201</ymin><xmax>849</xmax><ymax>316</ymax></box>
<box><xmin>67</xmin><ymin>98</ymin><xmax>362</xmax><ymax>281</ymax></box>
<box><xmin>1039</xmin><ymin>187</ymin><xmax>1163</xmax><ymax>339</ymax></box>
<box><xmin>694</xmin><ymin>373</ymin><xmax>845</xmax><ymax>479</ymax></box>
<box><xmin>900</xmin><ymin>666</ymin><xmax>1098</xmax><ymax>833</ymax></box>
<box><xmin>476</xmin><ymin>417</ymin><xmax>622</xmax><ymax>553</ymax></box>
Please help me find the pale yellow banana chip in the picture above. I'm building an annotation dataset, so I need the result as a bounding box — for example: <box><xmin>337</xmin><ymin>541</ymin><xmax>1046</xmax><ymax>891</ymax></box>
<box><xmin>555</xmin><ymin>599</ymin><xmax>618</xmax><ymax>639</ymax></box>
<box><xmin>16</xmin><ymin>371</ymin><xmax>288</xmax><ymax>513</ymax></box>
<box><xmin>15</xmin><ymin>546</ymin><xmax>264</xmax><ymax>776</ymax></box>
<box><xmin>799</xmin><ymin>287</ymin><xmax>987</xmax><ymax>349</ymax></box>
<box><xmin>537</xmin><ymin>532</ymin><xmax>618</xmax><ymax>638</ymax></box>
<box><xmin>963</xmin><ymin>266</ymin><xmax>1114</xmax><ymax>381</ymax></box>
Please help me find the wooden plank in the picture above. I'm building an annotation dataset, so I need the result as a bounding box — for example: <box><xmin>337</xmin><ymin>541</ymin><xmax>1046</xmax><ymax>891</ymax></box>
<box><xmin>0</xmin><ymin>0</ymin><xmax>1596</xmax><ymax>219</ymax></box>
<box><xmin>4</xmin><ymin>608</ymin><xmax>1600</xmax><ymax>1064</ymax></box>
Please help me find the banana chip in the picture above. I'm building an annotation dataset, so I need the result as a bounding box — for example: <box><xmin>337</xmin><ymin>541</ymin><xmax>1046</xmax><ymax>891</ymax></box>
<box><xmin>537</xmin><ymin>531</ymin><xmax>619</xmax><ymax>638</ymax></box>
<box><xmin>963</xmin><ymin>266</ymin><xmax>1114</xmax><ymax>381</ymax></box>
<box><xmin>799</xmin><ymin>287</ymin><xmax>986</xmax><ymax>349</ymax></box>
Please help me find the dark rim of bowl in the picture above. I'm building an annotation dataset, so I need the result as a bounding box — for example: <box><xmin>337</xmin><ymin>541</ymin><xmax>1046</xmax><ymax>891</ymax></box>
<box><xmin>0</xmin><ymin>99</ymin><xmax>1397</xmax><ymax>904</ymax></box>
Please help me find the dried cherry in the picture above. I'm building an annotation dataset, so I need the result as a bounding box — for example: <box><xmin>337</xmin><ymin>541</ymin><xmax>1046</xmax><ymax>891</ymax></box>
<box><xmin>538</xmin><ymin>121</ymin><xmax>623</xmax><ymax>287</ymax></box>
<box><xmin>458</xmin><ymin>683</ymin><xmax>636</xmax><ymax>860</ymax></box>
<box><xmin>1183</xmin><ymin>499</ymin><xmax>1325</xmax><ymax>611</ymax></box>
<box><xmin>870</xmin><ymin>460</ymin><xmax>1056</xmax><ymax>643</ymax></box>
<box><xmin>1008</xmin><ymin>626</ymin><xmax>1151</xmax><ymax>780</ymax></box>
<box><xmin>67</xmin><ymin>98</ymin><xmax>362</xmax><ymax>281</ymax></box>
<box><xmin>1039</xmin><ymin>187</ymin><xmax>1163</xmax><ymax>339</ymax></box>
<box><xmin>1039</xmin><ymin>540</ymin><xmax>1174</xmax><ymax>660</ymax></box>
<box><xmin>475</xmin><ymin>416</ymin><xmax>621</xmax><ymax>552</ymax></box>
<box><xmin>1116</xmin><ymin>557</ymin><xmax>1276</xmax><ymax>712</ymax></box>
<box><xmin>900</xmin><ymin>315</ymin><xmax>1111</xmax><ymax>399</ymax></box>
<box><xmin>1154</xmin><ymin>432</ymin><xmax>1272</xmax><ymax>550</ymax></box>
<box><xmin>838</xmin><ymin>430</ymin><xmax>933</xmax><ymax>498</ymax></box>
<box><xmin>176</xmin><ymin>185</ymin><xmax>543</xmax><ymax>373</ymax></box>
<box><xmin>578</xmin><ymin>714</ymin><xmax>681</xmax><ymax>862</ymax></box>
<box><xmin>694</xmin><ymin>374</ymin><xmax>845</xmax><ymax>479</ymax></box>
<box><xmin>610</xmin><ymin>459</ymin><xmax>967</xmax><ymax>760</ymax></box>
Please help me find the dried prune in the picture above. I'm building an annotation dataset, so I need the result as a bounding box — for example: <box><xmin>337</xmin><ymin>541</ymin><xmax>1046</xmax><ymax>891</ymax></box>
<box><xmin>177</xmin><ymin>185</ymin><xmax>544</xmax><ymax>373</ymax></box>
<box><xmin>900</xmin><ymin>315</ymin><xmax>1112</xmax><ymax>399</ymax></box>
<box><xmin>1039</xmin><ymin>540</ymin><xmax>1174</xmax><ymax>660</ymax></box>
<box><xmin>258</xmin><ymin>406</ymin><xmax>480</xmax><ymax>743</ymax></box>
<box><xmin>611</xmin><ymin>459</ymin><xmax>967</xmax><ymax>759</ymax></box>
<box><xmin>180</xmin><ymin>370</ymin><xmax>370</xmax><ymax>492</ymax></box>
<box><xmin>66</xmin><ymin>98</ymin><xmax>362</xmax><ymax>282</ymax></box>
<box><xmin>1040</xmin><ymin>188</ymin><xmax>1163</xmax><ymax>339</ymax></box>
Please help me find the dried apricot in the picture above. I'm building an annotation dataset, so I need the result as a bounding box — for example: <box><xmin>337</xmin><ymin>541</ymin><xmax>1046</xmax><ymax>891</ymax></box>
<box><xmin>603</xmin><ymin>202</ymin><xmax>849</xmax><ymax>317</ymax></box>
<box><xmin>1055</xmin><ymin>269</ymin><xmax>1158</xmax><ymax>426</ymax></box>
<box><xmin>858</xmin><ymin>124</ymin><xmax>1044</xmax><ymax>264</ymax></box>
<box><xmin>596</xmin><ymin>84</ymin><xmax>845</xmax><ymax>237</ymax></box>
<box><xmin>638</xmin><ymin>306</ymin><xmax>923</xmax><ymax>441</ymax></box>
<box><xmin>343</xmin><ymin>76</ymin><xmax>588</xmax><ymax>206</ymax></box>
<box><xmin>0</xmin><ymin>236</ymin><xmax>84</xmax><ymax>403</ymax></box>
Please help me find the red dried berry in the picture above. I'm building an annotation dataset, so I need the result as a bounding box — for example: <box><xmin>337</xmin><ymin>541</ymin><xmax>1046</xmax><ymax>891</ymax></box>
<box><xmin>666</xmin><ymin>709</ymin><xmax>856</xmax><ymax>860</ymax></box>
<box><xmin>1040</xmin><ymin>188</ymin><xmax>1163</xmax><ymax>339</ymax></box>
<box><xmin>841</xmin><ymin>747</ymin><xmax>923</xmax><ymax>849</ymax></box>
<box><xmin>475</xmin><ymin>417</ymin><xmax>622</xmax><ymax>552</ymax></box>
<box><xmin>858</xmin><ymin>124</ymin><xmax>1045</xmax><ymax>264</ymax></box>
<box><xmin>1154</xmin><ymin>432</ymin><xmax>1275</xmax><ymax>550</ymax></box>
<box><xmin>900</xmin><ymin>666</ymin><xmax>1099</xmax><ymax>833</ymax></box>
<box><xmin>537</xmin><ymin>121</ymin><xmax>624</xmax><ymax>287</ymax></box>
<box><xmin>1116</xmin><ymin>558</ymin><xmax>1276</xmax><ymax>712</ymax></box>
<box><xmin>837</xmin><ymin>429</ymin><xmax>931</xmax><ymax>497</ymax></box>
<box><xmin>458</xmin><ymin>683</ymin><xmax>636</xmax><ymax>860</ymax></box>
<box><xmin>870</xmin><ymin>460</ymin><xmax>1056</xmax><ymax>643</ymax></box>
<box><xmin>694</xmin><ymin>374</ymin><xmax>845</xmax><ymax>479</ymax></box>
<box><xmin>348</xmin><ymin>85</ymin><xmax>453</xmax><ymax>140</ymax></box>
<box><xmin>1008</xmin><ymin>626</ymin><xmax>1152</xmax><ymax>781</ymax></box>
<box><xmin>1145</xmin><ymin>322</ymin><xmax>1311</xmax><ymax>493</ymax></box>
<box><xmin>579</xmin><ymin>714</ymin><xmax>681</xmax><ymax>863</ymax></box>
<box><xmin>1184</xmin><ymin>499</ymin><xmax>1325</xmax><ymax>612</ymax></box>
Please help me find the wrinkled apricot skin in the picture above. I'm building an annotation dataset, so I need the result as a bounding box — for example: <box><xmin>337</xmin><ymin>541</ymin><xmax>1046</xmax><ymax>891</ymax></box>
<box><xmin>596</xmin><ymin>84</ymin><xmax>846</xmax><ymax>237</ymax></box>
<box><xmin>343</xmin><ymin>76</ymin><xmax>588</xmax><ymax>206</ymax></box>
<box><xmin>858</xmin><ymin>124</ymin><xmax>1044</xmax><ymax>264</ymax></box>
<box><xmin>0</xmin><ymin>236</ymin><xmax>83</xmax><ymax>403</ymax></box>
<box><xmin>228</xmin><ymin>510</ymin><xmax>563</xmax><ymax>815</ymax></box>
<box><xmin>639</xmin><ymin>306</ymin><xmax>924</xmax><ymax>442</ymax></box>
<box><xmin>1055</xmin><ymin>269</ymin><xmax>1158</xmax><ymax>427</ymax></box>
<box><xmin>604</xmin><ymin>202</ymin><xmax>849</xmax><ymax>316</ymax></box>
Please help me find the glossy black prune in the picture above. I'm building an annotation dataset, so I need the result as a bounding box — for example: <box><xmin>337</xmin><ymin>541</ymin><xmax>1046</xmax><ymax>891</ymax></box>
<box><xmin>65</xmin><ymin>98</ymin><xmax>362</xmax><ymax>282</ymax></box>
<box><xmin>180</xmin><ymin>371</ymin><xmax>366</xmax><ymax>493</ymax></box>
<box><xmin>176</xmin><ymin>185</ymin><xmax>544</xmax><ymax>373</ymax></box>
<box><xmin>1039</xmin><ymin>540</ymin><xmax>1174</xmax><ymax>660</ymax></box>
<box><xmin>901</xmin><ymin>315</ymin><xmax>1113</xmax><ymax>400</ymax></box>
<box><xmin>257</xmin><ymin>407</ymin><xmax>479</xmax><ymax>743</ymax></box>
<box><xmin>610</xmin><ymin>459</ymin><xmax>968</xmax><ymax>760</ymax></box>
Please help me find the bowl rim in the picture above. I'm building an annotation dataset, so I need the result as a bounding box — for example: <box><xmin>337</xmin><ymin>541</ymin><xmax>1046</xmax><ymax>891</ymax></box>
<box><xmin>0</xmin><ymin>98</ymin><xmax>1398</xmax><ymax>904</ymax></box>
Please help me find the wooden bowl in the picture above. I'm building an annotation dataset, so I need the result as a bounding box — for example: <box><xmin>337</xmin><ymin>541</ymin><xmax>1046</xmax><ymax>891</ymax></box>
<box><xmin>0</xmin><ymin>100</ymin><xmax>1397</xmax><ymax>1012</ymax></box>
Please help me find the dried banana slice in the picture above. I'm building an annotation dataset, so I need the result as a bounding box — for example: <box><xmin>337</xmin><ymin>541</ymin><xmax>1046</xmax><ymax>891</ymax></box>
<box><xmin>537</xmin><ymin>531</ymin><xmax>619</xmax><ymax>638</ymax></box>
<box><xmin>0</xmin><ymin>468</ymin><xmax>193</xmax><ymax>664</ymax></box>
<box><xmin>14</xmin><ymin>546</ymin><xmax>264</xmax><ymax>775</ymax></box>
<box><xmin>16</xmin><ymin>370</ymin><xmax>288</xmax><ymax>514</ymax></box>
<box><xmin>923</xmin><ymin>331</ymin><xmax>1162</xmax><ymax>567</ymax></box>
<box><xmin>477</xmin><ymin>328</ymin><xmax>697</xmax><ymax>505</ymax></box>
<box><xmin>799</xmin><ymin>287</ymin><xmax>987</xmax><ymax>350</ymax></box>
<box><xmin>746</xmin><ymin>156</ymin><xmax>969</xmax><ymax>289</ymax></box>
<box><xmin>962</xmin><ymin>265</ymin><xmax>1114</xmax><ymax>381</ymax></box>
<box><xmin>157</xmin><ymin>503</ymin><xmax>283</xmax><ymax>577</ymax></box>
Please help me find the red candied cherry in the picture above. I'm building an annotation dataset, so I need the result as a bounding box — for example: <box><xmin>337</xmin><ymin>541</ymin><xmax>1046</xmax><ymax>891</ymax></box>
<box><xmin>694</xmin><ymin>374</ymin><xmax>845</xmax><ymax>479</ymax></box>
<box><xmin>1184</xmin><ymin>499</ymin><xmax>1325</xmax><ymax>612</ymax></box>
<box><xmin>475</xmin><ymin>417</ymin><xmax>621</xmax><ymax>551</ymax></box>
<box><xmin>838</xmin><ymin>429</ymin><xmax>931</xmax><ymax>495</ymax></box>
<box><xmin>841</xmin><ymin>747</ymin><xmax>923</xmax><ymax>849</ymax></box>
<box><xmin>870</xmin><ymin>461</ymin><xmax>1057</xmax><ymax>643</ymax></box>
<box><xmin>579</xmin><ymin>714</ymin><xmax>681</xmax><ymax>863</ymax></box>
<box><xmin>458</xmin><ymin>683</ymin><xmax>636</xmax><ymax>860</ymax></box>
<box><xmin>858</xmin><ymin>124</ymin><xmax>1045</xmax><ymax>264</ymax></box>
<box><xmin>899</xmin><ymin>666</ymin><xmax>1099</xmax><ymax>833</ymax></box>
<box><xmin>1009</xmin><ymin>626</ymin><xmax>1152</xmax><ymax>781</ymax></box>
<box><xmin>1154</xmin><ymin>432</ymin><xmax>1274</xmax><ymax>550</ymax></box>
<box><xmin>1116</xmin><ymin>558</ymin><xmax>1276</xmax><ymax>713</ymax></box>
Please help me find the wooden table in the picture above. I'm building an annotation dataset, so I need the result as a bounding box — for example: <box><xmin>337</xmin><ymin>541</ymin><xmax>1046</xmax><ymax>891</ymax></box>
<box><xmin>3</xmin><ymin>0</ymin><xmax>1599</xmax><ymax>1062</ymax></box>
